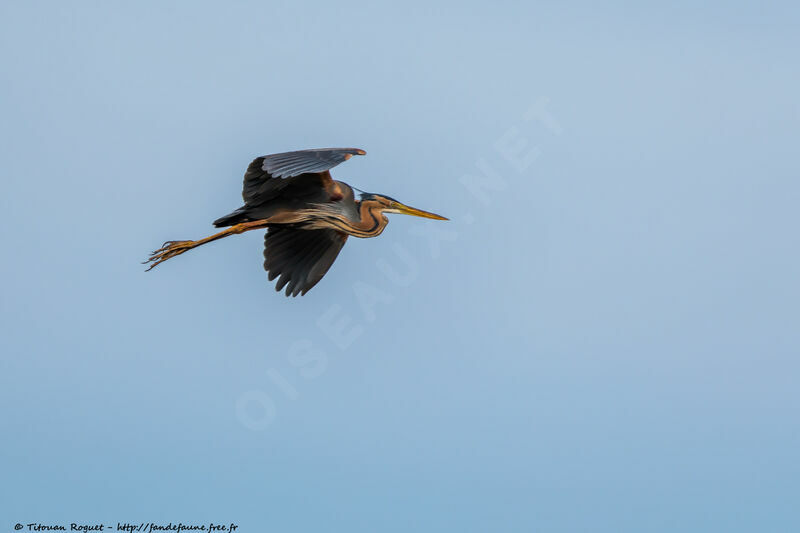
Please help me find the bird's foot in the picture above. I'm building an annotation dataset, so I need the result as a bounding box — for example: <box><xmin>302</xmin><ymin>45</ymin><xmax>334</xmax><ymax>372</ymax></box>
<box><xmin>143</xmin><ymin>240</ymin><xmax>196</xmax><ymax>271</ymax></box>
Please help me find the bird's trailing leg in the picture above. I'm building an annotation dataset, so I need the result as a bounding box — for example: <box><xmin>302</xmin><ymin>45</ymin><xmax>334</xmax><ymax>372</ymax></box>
<box><xmin>144</xmin><ymin>220</ymin><xmax>268</xmax><ymax>271</ymax></box>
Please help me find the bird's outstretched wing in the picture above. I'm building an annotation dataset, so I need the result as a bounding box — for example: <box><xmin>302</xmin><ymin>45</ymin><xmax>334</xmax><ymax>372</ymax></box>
<box><xmin>243</xmin><ymin>148</ymin><xmax>365</xmax><ymax>204</ymax></box>
<box><xmin>263</xmin><ymin>227</ymin><xmax>348</xmax><ymax>297</ymax></box>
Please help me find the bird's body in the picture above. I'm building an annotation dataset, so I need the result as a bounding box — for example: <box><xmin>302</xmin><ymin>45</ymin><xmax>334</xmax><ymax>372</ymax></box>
<box><xmin>145</xmin><ymin>148</ymin><xmax>447</xmax><ymax>296</ymax></box>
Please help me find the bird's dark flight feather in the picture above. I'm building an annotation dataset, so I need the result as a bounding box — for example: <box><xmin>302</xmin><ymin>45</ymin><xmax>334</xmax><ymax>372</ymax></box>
<box><xmin>263</xmin><ymin>227</ymin><xmax>348</xmax><ymax>297</ymax></box>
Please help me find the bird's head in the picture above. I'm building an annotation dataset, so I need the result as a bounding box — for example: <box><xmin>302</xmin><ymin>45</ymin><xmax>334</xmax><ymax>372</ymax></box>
<box><xmin>354</xmin><ymin>189</ymin><xmax>448</xmax><ymax>221</ymax></box>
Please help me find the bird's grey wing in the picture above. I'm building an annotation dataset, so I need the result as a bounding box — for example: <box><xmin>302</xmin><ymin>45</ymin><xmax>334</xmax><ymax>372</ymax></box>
<box><xmin>261</xmin><ymin>148</ymin><xmax>366</xmax><ymax>178</ymax></box>
<box><xmin>243</xmin><ymin>148</ymin><xmax>366</xmax><ymax>204</ymax></box>
<box><xmin>263</xmin><ymin>227</ymin><xmax>349</xmax><ymax>297</ymax></box>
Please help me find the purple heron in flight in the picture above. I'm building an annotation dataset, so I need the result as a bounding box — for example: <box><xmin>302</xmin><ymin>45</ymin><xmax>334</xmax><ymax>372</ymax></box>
<box><xmin>145</xmin><ymin>148</ymin><xmax>447</xmax><ymax>296</ymax></box>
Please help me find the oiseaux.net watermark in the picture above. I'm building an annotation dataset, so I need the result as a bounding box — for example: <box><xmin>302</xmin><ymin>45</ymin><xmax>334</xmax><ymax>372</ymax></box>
<box><xmin>235</xmin><ymin>98</ymin><xmax>564</xmax><ymax>431</ymax></box>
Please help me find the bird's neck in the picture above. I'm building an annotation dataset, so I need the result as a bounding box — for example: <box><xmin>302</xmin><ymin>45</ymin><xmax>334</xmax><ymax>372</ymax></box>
<box><xmin>297</xmin><ymin>200</ymin><xmax>387</xmax><ymax>238</ymax></box>
<box><xmin>349</xmin><ymin>201</ymin><xmax>387</xmax><ymax>237</ymax></box>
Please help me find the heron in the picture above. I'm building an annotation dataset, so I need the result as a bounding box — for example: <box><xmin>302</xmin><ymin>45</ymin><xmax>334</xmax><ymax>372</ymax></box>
<box><xmin>145</xmin><ymin>147</ymin><xmax>448</xmax><ymax>296</ymax></box>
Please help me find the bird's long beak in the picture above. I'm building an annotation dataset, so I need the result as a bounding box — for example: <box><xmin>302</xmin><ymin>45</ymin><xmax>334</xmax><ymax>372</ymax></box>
<box><xmin>390</xmin><ymin>202</ymin><xmax>449</xmax><ymax>220</ymax></box>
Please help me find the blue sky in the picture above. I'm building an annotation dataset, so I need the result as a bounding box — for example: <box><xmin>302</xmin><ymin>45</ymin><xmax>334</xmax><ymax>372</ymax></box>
<box><xmin>1</xmin><ymin>1</ymin><xmax>799</xmax><ymax>531</ymax></box>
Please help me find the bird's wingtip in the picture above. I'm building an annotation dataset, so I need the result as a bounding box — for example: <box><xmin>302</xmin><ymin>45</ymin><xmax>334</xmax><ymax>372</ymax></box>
<box><xmin>344</xmin><ymin>148</ymin><xmax>366</xmax><ymax>160</ymax></box>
